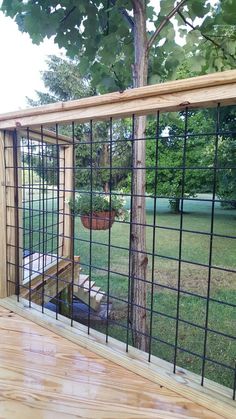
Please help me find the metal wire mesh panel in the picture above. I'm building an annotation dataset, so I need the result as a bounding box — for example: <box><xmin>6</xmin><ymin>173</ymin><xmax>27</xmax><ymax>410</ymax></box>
<box><xmin>4</xmin><ymin>104</ymin><xmax>236</xmax><ymax>397</ymax></box>
<box><xmin>22</xmin><ymin>136</ymin><xmax>63</xmax><ymax>278</ymax></box>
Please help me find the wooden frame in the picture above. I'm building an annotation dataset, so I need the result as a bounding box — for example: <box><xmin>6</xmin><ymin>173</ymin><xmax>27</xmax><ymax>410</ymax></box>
<box><xmin>18</xmin><ymin>127</ymin><xmax>73</xmax><ymax>146</ymax></box>
<box><xmin>0</xmin><ymin>70</ymin><xmax>236</xmax><ymax>123</ymax></box>
<box><xmin>0</xmin><ymin>128</ymin><xmax>76</xmax><ymax>303</ymax></box>
<box><xmin>0</xmin><ymin>130</ymin><xmax>22</xmax><ymax>298</ymax></box>
<box><xmin>0</xmin><ymin>132</ymin><xmax>7</xmax><ymax>298</ymax></box>
<box><xmin>0</xmin><ymin>295</ymin><xmax>235</xmax><ymax>419</ymax></box>
<box><xmin>59</xmin><ymin>145</ymin><xmax>73</xmax><ymax>258</ymax></box>
<box><xmin>0</xmin><ymin>70</ymin><xmax>235</xmax><ymax>130</ymax></box>
<box><xmin>21</xmin><ymin>256</ymin><xmax>80</xmax><ymax>305</ymax></box>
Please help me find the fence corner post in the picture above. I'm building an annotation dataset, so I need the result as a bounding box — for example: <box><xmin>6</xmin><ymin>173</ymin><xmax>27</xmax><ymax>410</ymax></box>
<box><xmin>0</xmin><ymin>131</ymin><xmax>7</xmax><ymax>298</ymax></box>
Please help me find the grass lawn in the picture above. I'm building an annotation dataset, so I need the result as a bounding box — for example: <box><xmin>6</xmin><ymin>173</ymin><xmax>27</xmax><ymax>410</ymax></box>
<box><xmin>24</xmin><ymin>193</ymin><xmax>236</xmax><ymax>390</ymax></box>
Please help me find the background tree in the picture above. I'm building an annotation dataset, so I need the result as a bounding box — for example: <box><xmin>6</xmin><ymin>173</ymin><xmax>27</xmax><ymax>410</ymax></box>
<box><xmin>27</xmin><ymin>55</ymin><xmax>95</xmax><ymax>105</ymax></box>
<box><xmin>28</xmin><ymin>55</ymin><xmax>132</xmax><ymax>192</ymax></box>
<box><xmin>145</xmin><ymin>59</ymin><xmax>235</xmax><ymax>211</ymax></box>
<box><xmin>2</xmin><ymin>0</ymin><xmax>235</xmax><ymax>350</ymax></box>
<box><xmin>146</xmin><ymin>109</ymin><xmax>215</xmax><ymax>213</ymax></box>
<box><xmin>217</xmin><ymin>106</ymin><xmax>236</xmax><ymax>208</ymax></box>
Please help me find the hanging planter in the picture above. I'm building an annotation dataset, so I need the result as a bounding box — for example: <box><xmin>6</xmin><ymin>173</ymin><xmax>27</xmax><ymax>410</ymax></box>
<box><xmin>81</xmin><ymin>210</ymin><xmax>116</xmax><ymax>230</ymax></box>
<box><xmin>68</xmin><ymin>193</ymin><xmax>127</xmax><ymax>231</ymax></box>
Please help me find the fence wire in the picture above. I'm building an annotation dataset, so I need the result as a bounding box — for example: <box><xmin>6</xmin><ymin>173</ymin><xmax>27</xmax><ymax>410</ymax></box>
<box><xmin>4</xmin><ymin>104</ymin><xmax>236</xmax><ymax>397</ymax></box>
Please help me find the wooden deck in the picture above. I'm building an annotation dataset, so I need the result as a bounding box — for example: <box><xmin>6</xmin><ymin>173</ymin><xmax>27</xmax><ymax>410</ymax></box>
<box><xmin>23</xmin><ymin>252</ymin><xmax>57</xmax><ymax>282</ymax></box>
<box><xmin>0</xmin><ymin>306</ymin><xmax>224</xmax><ymax>419</ymax></box>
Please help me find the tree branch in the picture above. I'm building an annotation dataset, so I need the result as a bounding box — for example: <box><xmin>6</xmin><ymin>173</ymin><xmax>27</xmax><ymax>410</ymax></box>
<box><xmin>178</xmin><ymin>10</ymin><xmax>236</xmax><ymax>62</ymax></box>
<box><xmin>59</xmin><ymin>2</ymin><xmax>134</xmax><ymax>33</ymax></box>
<box><xmin>147</xmin><ymin>0</ymin><xmax>188</xmax><ymax>51</ymax></box>
<box><xmin>60</xmin><ymin>6</ymin><xmax>76</xmax><ymax>24</ymax></box>
<box><xmin>110</xmin><ymin>0</ymin><xmax>134</xmax><ymax>30</ymax></box>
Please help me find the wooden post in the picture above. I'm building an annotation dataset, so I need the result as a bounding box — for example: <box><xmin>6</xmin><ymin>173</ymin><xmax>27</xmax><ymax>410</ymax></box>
<box><xmin>0</xmin><ymin>131</ymin><xmax>7</xmax><ymax>298</ymax></box>
<box><xmin>4</xmin><ymin>131</ymin><xmax>22</xmax><ymax>296</ymax></box>
<box><xmin>4</xmin><ymin>130</ymin><xmax>16</xmax><ymax>296</ymax></box>
<box><xmin>59</xmin><ymin>146</ymin><xmax>65</xmax><ymax>257</ymax></box>
<box><xmin>59</xmin><ymin>145</ymin><xmax>74</xmax><ymax>315</ymax></box>
<box><xmin>59</xmin><ymin>146</ymin><xmax>73</xmax><ymax>258</ymax></box>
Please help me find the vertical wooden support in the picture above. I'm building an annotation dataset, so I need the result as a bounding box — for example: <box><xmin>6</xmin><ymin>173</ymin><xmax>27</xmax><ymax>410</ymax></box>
<box><xmin>60</xmin><ymin>146</ymin><xmax>73</xmax><ymax>258</ymax></box>
<box><xmin>59</xmin><ymin>145</ymin><xmax>74</xmax><ymax>315</ymax></box>
<box><xmin>0</xmin><ymin>131</ymin><xmax>7</xmax><ymax>298</ymax></box>
<box><xmin>17</xmin><ymin>140</ymin><xmax>23</xmax><ymax>289</ymax></box>
<box><xmin>4</xmin><ymin>131</ymin><xmax>16</xmax><ymax>296</ymax></box>
<box><xmin>59</xmin><ymin>146</ymin><xmax>65</xmax><ymax>257</ymax></box>
<box><xmin>4</xmin><ymin>131</ymin><xmax>22</xmax><ymax>296</ymax></box>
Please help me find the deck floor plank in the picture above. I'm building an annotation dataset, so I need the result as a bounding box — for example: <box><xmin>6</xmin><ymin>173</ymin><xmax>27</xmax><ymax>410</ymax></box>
<box><xmin>0</xmin><ymin>306</ymin><xmax>223</xmax><ymax>418</ymax></box>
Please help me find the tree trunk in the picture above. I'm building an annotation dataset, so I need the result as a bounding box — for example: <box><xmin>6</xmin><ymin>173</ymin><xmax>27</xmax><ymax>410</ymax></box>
<box><xmin>130</xmin><ymin>0</ymin><xmax>148</xmax><ymax>351</ymax></box>
<box><xmin>169</xmin><ymin>198</ymin><xmax>181</xmax><ymax>213</ymax></box>
<box><xmin>103</xmin><ymin>181</ymin><xmax>109</xmax><ymax>193</ymax></box>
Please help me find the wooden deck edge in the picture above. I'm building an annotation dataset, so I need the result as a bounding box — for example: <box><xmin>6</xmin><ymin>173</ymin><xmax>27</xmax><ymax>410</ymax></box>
<box><xmin>0</xmin><ymin>296</ymin><xmax>235</xmax><ymax>419</ymax></box>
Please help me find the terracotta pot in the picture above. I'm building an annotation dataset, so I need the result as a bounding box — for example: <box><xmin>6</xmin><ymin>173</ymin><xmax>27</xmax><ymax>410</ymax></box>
<box><xmin>81</xmin><ymin>211</ymin><xmax>116</xmax><ymax>230</ymax></box>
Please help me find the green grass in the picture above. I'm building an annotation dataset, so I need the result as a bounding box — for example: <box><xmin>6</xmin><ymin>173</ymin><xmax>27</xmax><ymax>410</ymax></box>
<box><xmin>24</xmin><ymin>193</ymin><xmax>236</xmax><ymax>390</ymax></box>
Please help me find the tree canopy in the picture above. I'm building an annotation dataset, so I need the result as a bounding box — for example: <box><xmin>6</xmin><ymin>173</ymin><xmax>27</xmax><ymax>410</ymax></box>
<box><xmin>217</xmin><ymin>106</ymin><xmax>236</xmax><ymax>208</ymax></box>
<box><xmin>145</xmin><ymin>109</ymin><xmax>217</xmax><ymax>211</ymax></box>
<box><xmin>2</xmin><ymin>0</ymin><xmax>236</xmax><ymax>92</ymax></box>
<box><xmin>28</xmin><ymin>55</ymin><xmax>132</xmax><ymax>192</ymax></box>
<box><xmin>27</xmin><ymin>55</ymin><xmax>95</xmax><ymax>106</ymax></box>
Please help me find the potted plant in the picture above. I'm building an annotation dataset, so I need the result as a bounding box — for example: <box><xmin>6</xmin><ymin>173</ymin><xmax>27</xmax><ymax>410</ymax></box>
<box><xmin>68</xmin><ymin>193</ymin><xmax>127</xmax><ymax>230</ymax></box>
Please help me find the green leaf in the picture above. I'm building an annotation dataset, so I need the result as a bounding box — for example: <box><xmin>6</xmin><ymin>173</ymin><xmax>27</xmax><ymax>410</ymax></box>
<box><xmin>190</xmin><ymin>56</ymin><xmax>206</xmax><ymax>72</ymax></box>
<box><xmin>147</xmin><ymin>6</ymin><xmax>156</xmax><ymax>21</ymax></box>
<box><xmin>159</xmin><ymin>0</ymin><xmax>175</xmax><ymax>17</ymax></box>
<box><xmin>189</xmin><ymin>0</ymin><xmax>210</xmax><ymax>18</ymax></box>
<box><xmin>186</xmin><ymin>29</ymin><xmax>202</xmax><ymax>45</ymax></box>
<box><xmin>165</xmin><ymin>55</ymin><xmax>179</xmax><ymax>72</ymax></box>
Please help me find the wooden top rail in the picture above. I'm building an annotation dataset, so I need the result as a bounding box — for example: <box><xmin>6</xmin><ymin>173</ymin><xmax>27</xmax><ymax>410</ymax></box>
<box><xmin>0</xmin><ymin>70</ymin><xmax>236</xmax><ymax>130</ymax></box>
<box><xmin>19</xmin><ymin>128</ymin><xmax>73</xmax><ymax>146</ymax></box>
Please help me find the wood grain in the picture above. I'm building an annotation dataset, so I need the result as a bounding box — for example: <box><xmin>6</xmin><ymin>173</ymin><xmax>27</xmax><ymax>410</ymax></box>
<box><xmin>0</xmin><ymin>69</ymin><xmax>236</xmax><ymax>123</ymax></box>
<box><xmin>21</xmin><ymin>256</ymin><xmax>80</xmax><ymax>305</ymax></box>
<box><xmin>0</xmin><ymin>133</ymin><xmax>7</xmax><ymax>298</ymax></box>
<box><xmin>59</xmin><ymin>147</ymin><xmax>65</xmax><ymax>257</ymax></box>
<box><xmin>1</xmin><ymin>296</ymin><xmax>235</xmax><ymax>418</ymax></box>
<box><xmin>4</xmin><ymin>131</ymin><xmax>21</xmax><ymax>296</ymax></box>
<box><xmin>23</xmin><ymin>253</ymin><xmax>57</xmax><ymax>282</ymax></box>
<box><xmin>61</xmin><ymin>146</ymin><xmax>73</xmax><ymax>258</ymax></box>
<box><xmin>19</xmin><ymin>128</ymin><xmax>72</xmax><ymax>146</ymax></box>
<box><xmin>0</xmin><ymin>305</ymin><xmax>224</xmax><ymax>419</ymax></box>
<box><xmin>0</xmin><ymin>71</ymin><xmax>236</xmax><ymax>130</ymax></box>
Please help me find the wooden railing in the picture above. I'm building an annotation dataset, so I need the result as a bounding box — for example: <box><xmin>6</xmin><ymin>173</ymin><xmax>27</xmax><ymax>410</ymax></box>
<box><xmin>0</xmin><ymin>70</ymin><xmax>236</xmax><ymax>129</ymax></box>
<box><xmin>0</xmin><ymin>70</ymin><xmax>235</xmax><ymax>418</ymax></box>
